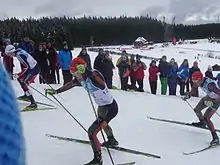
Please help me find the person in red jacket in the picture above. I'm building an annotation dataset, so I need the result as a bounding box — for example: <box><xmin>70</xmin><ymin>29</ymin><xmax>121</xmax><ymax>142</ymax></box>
<box><xmin>132</xmin><ymin>55</ymin><xmax>146</xmax><ymax>92</ymax></box>
<box><xmin>148</xmin><ymin>60</ymin><xmax>159</xmax><ymax>94</ymax></box>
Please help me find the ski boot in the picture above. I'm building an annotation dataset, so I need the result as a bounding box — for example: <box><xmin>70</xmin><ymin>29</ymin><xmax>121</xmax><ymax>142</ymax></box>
<box><xmin>210</xmin><ymin>132</ymin><xmax>219</xmax><ymax>146</ymax></box>
<box><xmin>84</xmin><ymin>152</ymin><xmax>103</xmax><ymax>165</ymax></box>
<box><xmin>17</xmin><ymin>95</ymin><xmax>30</xmax><ymax>101</ymax></box>
<box><xmin>192</xmin><ymin>120</ymin><xmax>206</xmax><ymax>128</ymax></box>
<box><xmin>102</xmin><ymin>136</ymin><xmax>119</xmax><ymax>147</ymax></box>
<box><xmin>24</xmin><ymin>95</ymin><xmax>37</xmax><ymax>110</ymax></box>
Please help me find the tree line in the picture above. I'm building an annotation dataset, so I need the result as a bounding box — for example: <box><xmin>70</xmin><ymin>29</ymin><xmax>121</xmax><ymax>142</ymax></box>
<box><xmin>0</xmin><ymin>16</ymin><xmax>220</xmax><ymax>49</ymax></box>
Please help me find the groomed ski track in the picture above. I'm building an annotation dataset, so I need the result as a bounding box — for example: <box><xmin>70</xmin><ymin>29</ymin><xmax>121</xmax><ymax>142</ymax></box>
<box><xmin>10</xmin><ymin>45</ymin><xmax>220</xmax><ymax>165</ymax></box>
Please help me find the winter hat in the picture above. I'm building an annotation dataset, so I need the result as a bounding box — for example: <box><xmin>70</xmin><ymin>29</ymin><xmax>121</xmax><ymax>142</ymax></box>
<box><xmin>70</xmin><ymin>57</ymin><xmax>87</xmax><ymax>74</ymax></box>
<box><xmin>170</xmin><ymin>58</ymin><xmax>175</xmax><ymax>62</ymax></box>
<box><xmin>0</xmin><ymin>62</ymin><xmax>26</xmax><ymax>165</ymax></box>
<box><xmin>5</xmin><ymin>44</ymin><xmax>16</xmax><ymax>55</ymax></box>
<box><xmin>162</xmin><ymin>55</ymin><xmax>167</xmax><ymax>59</ymax></box>
<box><xmin>63</xmin><ymin>41</ymin><xmax>68</xmax><ymax>45</ymax></box>
<box><xmin>193</xmin><ymin>61</ymin><xmax>198</xmax><ymax>65</ymax></box>
<box><xmin>151</xmin><ymin>60</ymin><xmax>156</xmax><ymax>64</ymax></box>
<box><xmin>208</xmin><ymin>65</ymin><xmax>213</xmax><ymax>71</ymax></box>
<box><xmin>122</xmin><ymin>50</ymin><xmax>127</xmax><ymax>54</ymax></box>
<box><xmin>192</xmin><ymin>71</ymin><xmax>203</xmax><ymax>81</ymax></box>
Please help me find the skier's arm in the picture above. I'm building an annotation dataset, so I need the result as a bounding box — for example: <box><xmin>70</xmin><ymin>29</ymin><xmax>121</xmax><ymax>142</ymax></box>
<box><xmin>207</xmin><ymin>83</ymin><xmax>220</xmax><ymax>96</ymax></box>
<box><xmin>188</xmin><ymin>84</ymin><xmax>198</xmax><ymax>97</ymax></box>
<box><xmin>45</xmin><ymin>79</ymin><xmax>80</xmax><ymax>95</ymax></box>
<box><xmin>17</xmin><ymin>54</ymin><xmax>30</xmax><ymax>77</ymax></box>
<box><xmin>183</xmin><ymin>83</ymin><xmax>198</xmax><ymax>100</ymax></box>
<box><xmin>56</xmin><ymin>79</ymin><xmax>80</xmax><ymax>94</ymax></box>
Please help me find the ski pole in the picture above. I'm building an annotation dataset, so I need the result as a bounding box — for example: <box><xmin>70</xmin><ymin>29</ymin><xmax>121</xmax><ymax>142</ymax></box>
<box><xmin>28</xmin><ymin>84</ymin><xmax>60</xmax><ymax>107</ymax></box>
<box><xmin>37</xmin><ymin>75</ymin><xmax>89</xmax><ymax>132</ymax></box>
<box><xmin>39</xmin><ymin>74</ymin><xmax>65</xmax><ymax>101</ymax></box>
<box><xmin>85</xmin><ymin>84</ymin><xmax>115</xmax><ymax>165</ymax></box>
<box><xmin>28</xmin><ymin>84</ymin><xmax>88</xmax><ymax>133</ymax></box>
<box><xmin>49</xmin><ymin>94</ymin><xmax>88</xmax><ymax>133</ymax></box>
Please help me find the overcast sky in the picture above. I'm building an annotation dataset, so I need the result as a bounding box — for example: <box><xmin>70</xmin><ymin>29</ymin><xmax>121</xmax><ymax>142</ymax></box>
<box><xmin>1</xmin><ymin>0</ymin><xmax>220</xmax><ymax>24</ymax></box>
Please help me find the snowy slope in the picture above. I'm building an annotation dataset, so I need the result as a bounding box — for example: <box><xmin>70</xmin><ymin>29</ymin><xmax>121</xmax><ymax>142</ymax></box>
<box><xmin>9</xmin><ymin>42</ymin><xmax>220</xmax><ymax>165</ymax></box>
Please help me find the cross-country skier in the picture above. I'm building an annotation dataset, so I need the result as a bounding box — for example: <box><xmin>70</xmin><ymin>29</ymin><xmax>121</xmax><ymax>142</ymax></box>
<box><xmin>184</xmin><ymin>71</ymin><xmax>220</xmax><ymax>145</ymax></box>
<box><xmin>5</xmin><ymin>44</ymin><xmax>39</xmax><ymax>109</ymax></box>
<box><xmin>45</xmin><ymin>57</ymin><xmax>119</xmax><ymax>165</ymax></box>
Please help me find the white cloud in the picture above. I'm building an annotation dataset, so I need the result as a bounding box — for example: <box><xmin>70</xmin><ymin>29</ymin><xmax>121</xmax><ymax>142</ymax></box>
<box><xmin>1</xmin><ymin>0</ymin><xmax>220</xmax><ymax>24</ymax></box>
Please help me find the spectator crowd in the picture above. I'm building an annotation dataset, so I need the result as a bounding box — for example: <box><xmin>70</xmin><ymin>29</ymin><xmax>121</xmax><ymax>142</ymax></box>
<box><xmin>1</xmin><ymin>37</ymin><xmax>220</xmax><ymax>98</ymax></box>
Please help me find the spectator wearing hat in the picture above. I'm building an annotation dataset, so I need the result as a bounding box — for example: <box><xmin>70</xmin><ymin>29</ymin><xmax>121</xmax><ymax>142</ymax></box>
<box><xmin>189</xmin><ymin>61</ymin><xmax>201</xmax><ymax>97</ymax></box>
<box><xmin>94</xmin><ymin>48</ymin><xmax>105</xmax><ymax>72</ymax></box>
<box><xmin>35</xmin><ymin>43</ymin><xmax>49</xmax><ymax>84</ymax></box>
<box><xmin>47</xmin><ymin>42</ymin><xmax>59</xmax><ymax>84</ymax></box>
<box><xmin>205</xmin><ymin>65</ymin><xmax>216</xmax><ymax>80</ymax></box>
<box><xmin>78</xmin><ymin>47</ymin><xmax>92</xmax><ymax>70</ymax></box>
<box><xmin>58</xmin><ymin>42</ymin><xmax>73</xmax><ymax>85</ymax></box>
<box><xmin>93</xmin><ymin>50</ymin><xmax>115</xmax><ymax>89</ymax></box>
<box><xmin>116</xmin><ymin>51</ymin><xmax>131</xmax><ymax>91</ymax></box>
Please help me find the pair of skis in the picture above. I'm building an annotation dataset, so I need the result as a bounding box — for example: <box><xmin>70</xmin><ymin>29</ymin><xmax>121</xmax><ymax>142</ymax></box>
<box><xmin>147</xmin><ymin>116</ymin><xmax>220</xmax><ymax>155</ymax></box>
<box><xmin>46</xmin><ymin>134</ymin><xmax>161</xmax><ymax>165</ymax></box>
<box><xmin>18</xmin><ymin>99</ymin><xmax>57</xmax><ymax>112</ymax></box>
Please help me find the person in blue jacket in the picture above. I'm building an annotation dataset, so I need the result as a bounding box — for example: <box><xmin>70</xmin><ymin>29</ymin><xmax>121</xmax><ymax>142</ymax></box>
<box><xmin>177</xmin><ymin>59</ymin><xmax>189</xmax><ymax>96</ymax></box>
<box><xmin>58</xmin><ymin>41</ymin><xmax>73</xmax><ymax>85</ymax></box>
<box><xmin>19</xmin><ymin>36</ymin><xmax>34</xmax><ymax>57</ymax></box>
<box><xmin>167</xmin><ymin>58</ymin><xmax>178</xmax><ymax>95</ymax></box>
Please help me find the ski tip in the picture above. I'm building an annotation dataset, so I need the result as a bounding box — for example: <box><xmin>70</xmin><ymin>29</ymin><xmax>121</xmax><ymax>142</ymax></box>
<box><xmin>116</xmin><ymin>161</ymin><xmax>135</xmax><ymax>165</ymax></box>
<box><xmin>182</xmin><ymin>152</ymin><xmax>191</xmax><ymax>155</ymax></box>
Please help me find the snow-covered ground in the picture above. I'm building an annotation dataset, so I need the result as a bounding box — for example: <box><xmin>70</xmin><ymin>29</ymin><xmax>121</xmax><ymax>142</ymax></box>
<box><xmin>7</xmin><ymin>41</ymin><xmax>220</xmax><ymax>165</ymax></box>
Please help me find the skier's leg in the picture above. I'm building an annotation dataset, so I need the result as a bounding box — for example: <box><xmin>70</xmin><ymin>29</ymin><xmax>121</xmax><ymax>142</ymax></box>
<box><xmin>204</xmin><ymin>107</ymin><xmax>219</xmax><ymax>145</ymax></box>
<box><xmin>87</xmin><ymin>120</ymin><xmax>103</xmax><ymax>165</ymax></box>
<box><xmin>98</xmin><ymin>100</ymin><xmax>119</xmax><ymax>147</ymax></box>
<box><xmin>204</xmin><ymin>108</ymin><xmax>216</xmax><ymax>132</ymax></box>
<box><xmin>194</xmin><ymin>96</ymin><xmax>208</xmax><ymax>120</ymax></box>
<box><xmin>18</xmin><ymin>69</ymin><xmax>38</xmax><ymax>107</ymax></box>
<box><xmin>88</xmin><ymin>119</ymin><xmax>103</xmax><ymax>153</ymax></box>
<box><xmin>191</xmin><ymin>96</ymin><xmax>208</xmax><ymax>127</ymax></box>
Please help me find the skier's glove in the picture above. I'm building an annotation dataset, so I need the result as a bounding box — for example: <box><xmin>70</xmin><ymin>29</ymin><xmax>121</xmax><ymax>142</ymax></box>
<box><xmin>13</xmin><ymin>74</ymin><xmax>19</xmax><ymax>79</ymax></box>
<box><xmin>45</xmin><ymin>89</ymin><xmax>57</xmax><ymax>96</ymax></box>
<box><xmin>204</xmin><ymin>100</ymin><xmax>213</xmax><ymax>107</ymax></box>
<box><xmin>183</xmin><ymin>92</ymin><xmax>190</xmax><ymax>101</ymax></box>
